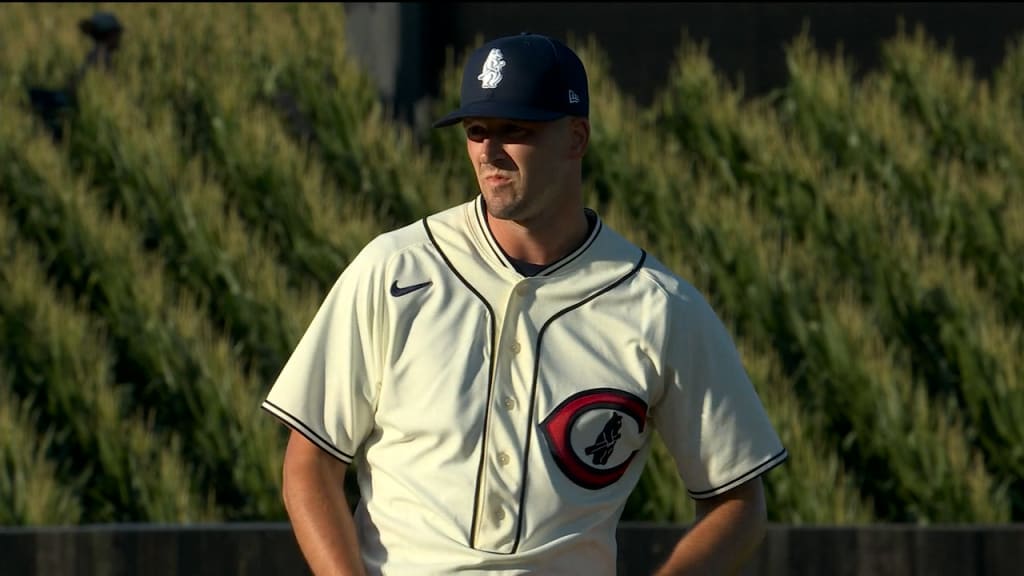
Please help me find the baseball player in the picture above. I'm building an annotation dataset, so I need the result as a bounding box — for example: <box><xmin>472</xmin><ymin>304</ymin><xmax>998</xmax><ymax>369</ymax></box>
<box><xmin>262</xmin><ymin>32</ymin><xmax>787</xmax><ymax>576</ymax></box>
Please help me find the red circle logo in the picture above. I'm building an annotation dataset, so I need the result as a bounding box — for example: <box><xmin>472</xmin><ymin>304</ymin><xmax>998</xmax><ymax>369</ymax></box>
<box><xmin>541</xmin><ymin>389</ymin><xmax>648</xmax><ymax>490</ymax></box>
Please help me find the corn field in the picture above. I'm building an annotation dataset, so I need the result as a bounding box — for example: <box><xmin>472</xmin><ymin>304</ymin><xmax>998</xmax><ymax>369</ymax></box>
<box><xmin>1</xmin><ymin>3</ymin><xmax>1021</xmax><ymax>526</ymax></box>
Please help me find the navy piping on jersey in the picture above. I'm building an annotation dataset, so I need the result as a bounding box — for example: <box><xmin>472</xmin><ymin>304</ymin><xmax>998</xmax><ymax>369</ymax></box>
<box><xmin>422</xmin><ymin>217</ymin><xmax>499</xmax><ymax>551</ymax></box>
<box><xmin>475</xmin><ymin>199</ymin><xmax>510</xmax><ymax>268</ymax></box>
<box><xmin>474</xmin><ymin>197</ymin><xmax>602</xmax><ymax>278</ymax></box>
<box><xmin>541</xmin><ymin>213</ymin><xmax>599</xmax><ymax>276</ymax></box>
<box><xmin>687</xmin><ymin>448</ymin><xmax>789</xmax><ymax>499</ymax></box>
<box><xmin>511</xmin><ymin>250</ymin><xmax>648</xmax><ymax>554</ymax></box>
<box><xmin>261</xmin><ymin>400</ymin><xmax>355</xmax><ymax>463</ymax></box>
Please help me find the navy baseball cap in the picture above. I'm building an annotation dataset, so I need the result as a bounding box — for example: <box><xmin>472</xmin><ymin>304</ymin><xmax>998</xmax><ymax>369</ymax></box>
<box><xmin>433</xmin><ymin>33</ymin><xmax>590</xmax><ymax>128</ymax></box>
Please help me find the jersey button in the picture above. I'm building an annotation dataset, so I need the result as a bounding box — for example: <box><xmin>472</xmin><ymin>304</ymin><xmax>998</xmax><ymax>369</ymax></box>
<box><xmin>495</xmin><ymin>509</ymin><xmax>506</xmax><ymax>521</ymax></box>
<box><xmin>511</xmin><ymin>341</ymin><xmax>522</xmax><ymax>354</ymax></box>
<box><xmin>502</xmin><ymin>396</ymin><xmax>516</xmax><ymax>410</ymax></box>
<box><xmin>498</xmin><ymin>452</ymin><xmax>510</xmax><ymax>466</ymax></box>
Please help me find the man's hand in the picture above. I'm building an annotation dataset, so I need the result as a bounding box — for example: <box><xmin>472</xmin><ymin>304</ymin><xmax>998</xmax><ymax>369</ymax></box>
<box><xmin>283</xmin><ymin>430</ymin><xmax>367</xmax><ymax>576</ymax></box>
<box><xmin>654</xmin><ymin>476</ymin><xmax>768</xmax><ymax>576</ymax></box>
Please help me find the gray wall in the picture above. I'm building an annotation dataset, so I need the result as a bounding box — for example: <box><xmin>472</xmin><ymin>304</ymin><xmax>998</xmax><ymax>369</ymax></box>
<box><xmin>343</xmin><ymin>2</ymin><xmax>1024</xmax><ymax>132</ymax></box>
<box><xmin>2</xmin><ymin>523</ymin><xmax>1023</xmax><ymax>575</ymax></box>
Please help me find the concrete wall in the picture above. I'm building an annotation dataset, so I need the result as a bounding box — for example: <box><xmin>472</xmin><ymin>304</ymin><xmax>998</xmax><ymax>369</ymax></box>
<box><xmin>342</xmin><ymin>2</ymin><xmax>1024</xmax><ymax>132</ymax></box>
<box><xmin>3</xmin><ymin>523</ymin><xmax>1023</xmax><ymax>575</ymax></box>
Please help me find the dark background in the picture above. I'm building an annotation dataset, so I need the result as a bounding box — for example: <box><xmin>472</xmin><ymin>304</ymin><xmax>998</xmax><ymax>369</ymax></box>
<box><xmin>3</xmin><ymin>523</ymin><xmax>1023</xmax><ymax>575</ymax></box>
<box><xmin>343</xmin><ymin>2</ymin><xmax>1024</xmax><ymax>130</ymax></box>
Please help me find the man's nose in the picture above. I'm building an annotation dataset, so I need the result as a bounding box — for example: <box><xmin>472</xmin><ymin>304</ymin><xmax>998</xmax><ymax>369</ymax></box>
<box><xmin>479</xmin><ymin>137</ymin><xmax>506</xmax><ymax>163</ymax></box>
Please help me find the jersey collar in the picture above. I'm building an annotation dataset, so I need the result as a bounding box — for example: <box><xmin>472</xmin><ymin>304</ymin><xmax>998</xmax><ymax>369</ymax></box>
<box><xmin>471</xmin><ymin>195</ymin><xmax>603</xmax><ymax>278</ymax></box>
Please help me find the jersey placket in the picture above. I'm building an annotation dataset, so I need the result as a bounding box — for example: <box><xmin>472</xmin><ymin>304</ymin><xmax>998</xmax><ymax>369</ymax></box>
<box><xmin>472</xmin><ymin>280</ymin><xmax>536</xmax><ymax>553</ymax></box>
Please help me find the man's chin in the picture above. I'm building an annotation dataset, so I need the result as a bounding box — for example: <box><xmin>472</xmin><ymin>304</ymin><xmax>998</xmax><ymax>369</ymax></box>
<box><xmin>485</xmin><ymin>208</ymin><xmax>518</xmax><ymax>222</ymax></box>
<box><xmin>480</xmin><ymin>194</ymin><xmax>521</xmax><ymax>221</ymax></box>
<box><xmin>486</xmin><ymin>205</ymin><xmax>536</xmax><ymax>227</ymax></box>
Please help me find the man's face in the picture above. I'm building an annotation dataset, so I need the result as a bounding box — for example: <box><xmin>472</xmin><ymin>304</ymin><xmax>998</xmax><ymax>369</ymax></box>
<box><xmin>462</xmin><ymin>116</ymin><xmax>587</xmax><ymax>224</ymax></box>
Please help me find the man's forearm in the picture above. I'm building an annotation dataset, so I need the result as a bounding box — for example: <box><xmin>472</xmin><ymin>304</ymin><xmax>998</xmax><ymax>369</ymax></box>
<box><xmin>654</xmin><ymin>478</ymin><xmax>767</xmax><ymax>576</ymax></box>
<box><xmin>283</xmin><ymin>436</ymin><xmax>366</xmax><ymax>576</ymax></box>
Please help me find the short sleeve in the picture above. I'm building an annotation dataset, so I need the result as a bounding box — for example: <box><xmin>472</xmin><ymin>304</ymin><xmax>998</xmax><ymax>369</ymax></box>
<box><xmin>654</xmin><ymin>290</ymin><xmax>787</xmax><ymax>499</ymax></box>
<box><xmin>261</xmin><ymin>243</ymin><xmax>386</xmax><ymax>464</ymax></box>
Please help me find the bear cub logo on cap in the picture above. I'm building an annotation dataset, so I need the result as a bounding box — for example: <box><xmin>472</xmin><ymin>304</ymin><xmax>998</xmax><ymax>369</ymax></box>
<box><xmin>478</xmin><ymin>48</ymin><xmax>506</xmax><ymax>89</ymax></box>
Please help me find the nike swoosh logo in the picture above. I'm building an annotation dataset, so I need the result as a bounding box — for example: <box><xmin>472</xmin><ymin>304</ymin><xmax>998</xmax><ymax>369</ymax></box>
<box><xmin>390</xmin><ymin>280</ymin><xmax>432</xmax><ymax>297</ymax></box>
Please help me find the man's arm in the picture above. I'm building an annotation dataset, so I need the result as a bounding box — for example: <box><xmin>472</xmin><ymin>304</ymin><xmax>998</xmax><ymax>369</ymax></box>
<box><xmin>654</xmin><ymin>476</ymin><xmax>768</xmax><ymax>576</ymax></box>
<box><xmin>282</xmin><ymin>430</ymin><xmax>366</xmax><ymax>576</ymax></box>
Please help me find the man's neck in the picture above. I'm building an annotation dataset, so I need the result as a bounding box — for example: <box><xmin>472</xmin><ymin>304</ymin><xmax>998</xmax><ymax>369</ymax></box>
<box><xmin>486</xmin><ymin>206</ymin><xmax>591</xmax><ymax>267</ymax></box>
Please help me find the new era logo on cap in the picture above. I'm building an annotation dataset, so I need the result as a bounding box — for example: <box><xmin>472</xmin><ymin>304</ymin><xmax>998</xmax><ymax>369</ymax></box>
<box><xmin>433</xmin><ymin>33</ymin><xmax>590</xmax><ymax>128</ymax></box>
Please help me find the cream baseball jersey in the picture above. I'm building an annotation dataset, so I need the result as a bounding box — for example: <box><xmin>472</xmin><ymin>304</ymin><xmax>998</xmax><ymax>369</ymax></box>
<box><xmin>262</xmin><ymin>196</ymin><xmax>787</xmax><ymax>575</ymax></box>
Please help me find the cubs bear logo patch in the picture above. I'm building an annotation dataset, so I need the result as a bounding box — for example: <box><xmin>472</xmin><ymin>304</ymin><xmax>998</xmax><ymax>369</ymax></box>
<box><xmin>477</xmin><ymin>48</ymin><xmax>506</xmax><ymax>89</ymax></box>
<box><xmin>541</xmin><ymin>388</ymin><xmax>648</xmax><ymax>490</ymax></box>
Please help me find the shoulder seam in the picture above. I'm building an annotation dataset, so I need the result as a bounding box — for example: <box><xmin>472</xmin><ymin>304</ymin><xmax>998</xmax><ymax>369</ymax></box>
<box><xmin>363</xmin><ymin>220</ymin><xmax>437</xmax><ymax>271</ymax></box>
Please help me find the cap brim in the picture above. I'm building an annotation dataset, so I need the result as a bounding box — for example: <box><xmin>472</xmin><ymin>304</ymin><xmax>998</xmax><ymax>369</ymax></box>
<box><xmin>432</xmin><ymin>101</ymin><xmax>566</xmax><ymax>128</ymax></box>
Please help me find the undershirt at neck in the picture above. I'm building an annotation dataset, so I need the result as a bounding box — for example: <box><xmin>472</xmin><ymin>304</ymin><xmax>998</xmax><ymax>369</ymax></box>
<box><xmin>505</xmin><ymin>210</ymin><xmax>597</xmax><ymax>277</ymax></box>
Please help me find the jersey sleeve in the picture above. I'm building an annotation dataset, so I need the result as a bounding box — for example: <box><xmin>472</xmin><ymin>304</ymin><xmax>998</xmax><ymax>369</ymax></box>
<box><xmin>261</xmin><ymin>242</ymin><xmax>386</xmax><ymax>464</ymax></box>
<box><xmin>653</xmin><ymin>289</ymin><xmax>787</xmax><ymax>499</ymax></box>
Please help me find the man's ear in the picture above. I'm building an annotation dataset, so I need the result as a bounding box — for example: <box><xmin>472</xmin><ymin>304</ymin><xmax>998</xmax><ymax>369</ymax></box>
<box><xmin>568</xmin><ymin>117</ymin><xmax>590</xmax><ymax>159</ymax></box>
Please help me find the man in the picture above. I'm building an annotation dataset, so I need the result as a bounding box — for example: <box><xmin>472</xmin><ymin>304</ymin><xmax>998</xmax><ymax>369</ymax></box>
<box><xmin>27</xmin><ymin>11</ymin><xmax>124</xmax><ymax>142</ymax></box>
<box><xmin>262</xmin><ymin>32</ymin><xmax>787</xmax><ymax>575</ymax></box>
<box><xmin>71</xmin><ymin>11</ymin><xmax>124</xmax><ymax>90</ymax></box>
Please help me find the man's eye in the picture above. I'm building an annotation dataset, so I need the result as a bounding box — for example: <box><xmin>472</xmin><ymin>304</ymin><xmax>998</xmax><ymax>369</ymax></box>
<box><xmin>465</xmin><ymin>125</ymin><xmax>529</xmax><ymax>142</ymax></box>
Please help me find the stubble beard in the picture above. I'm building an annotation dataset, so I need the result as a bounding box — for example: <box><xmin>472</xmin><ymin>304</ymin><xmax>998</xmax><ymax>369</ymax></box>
<box><xmin>481</xmin><ymin>181</ymin><xmax>529</xmax><ymax>222</ymax></box>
